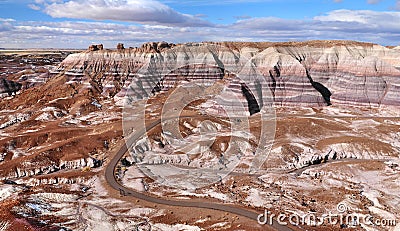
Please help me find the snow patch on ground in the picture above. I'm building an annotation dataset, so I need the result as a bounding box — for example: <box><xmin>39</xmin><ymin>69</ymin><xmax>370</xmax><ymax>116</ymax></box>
<box><xmin>209</xmin><ymin>222</ymin><xmax>230</xmax><ymax>228</ymax></box>
<box><xmin>203</xmin><ymin>189</ymin><xmax>232</xmax><ymax>202</ymax></box>
<box><xmin>0</xmin><ymin>185</ymin><xmax>21</xmax><ymax>201</ymax></box>
<box><xmin>245</xmin><ymin>188</ymin><xmax>268</xmax><ymax>207</ymax></box>
<box><xmin>31</xmin><ymin>193</ymin><xmax>77</xmax><ymax>203</ymax></box>
<box><xmin>35</xmin><ymin>112</ymin><xmax>54</xmax><ymax>121</ymax></box>
<box><xmin>152</xmin><ymin>223</ymin><xmax>201</xmax><ymax>231</ymax></box>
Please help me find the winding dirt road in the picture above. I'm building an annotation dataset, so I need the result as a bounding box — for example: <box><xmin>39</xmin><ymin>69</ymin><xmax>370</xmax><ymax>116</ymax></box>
<box><xmin>105</xmin><ymin>117</ymin><xmax>293</xmax><ymax>231</ymax></box>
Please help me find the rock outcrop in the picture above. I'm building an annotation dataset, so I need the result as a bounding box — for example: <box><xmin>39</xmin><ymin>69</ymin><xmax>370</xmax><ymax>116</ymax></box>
<box><xmin>117</xmin><ymin>43</ymin><xmax>125</xmax><ymax>50</ymax></box>
<box><xmin>139</xmin><ymin>41</ymin><xmax>175</xmax><ymax>53</ymax></box>
<box><xmin>1</xmin><ymin>157</ymin><xmax>102</xmax><ymax>180</ymax></box>
<box><xmin>88</xmin><ymin>44</ymin><xmax>103</xmax><ymax>51</ymax></box>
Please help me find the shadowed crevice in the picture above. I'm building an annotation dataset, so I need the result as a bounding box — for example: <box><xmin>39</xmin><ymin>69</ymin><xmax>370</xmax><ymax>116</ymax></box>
<box><xmin>268</xmin><ymin>64</ymin><xmax>281</xmax><ymax>99</ymax></box>
<box><xmin>305</xmin><ymin>69</ymin><xmax>332</xmax><ymax>106</ymax></box>
<box><xmin>241</xmin><ymin>83</ymin><xmax>261</xmax><ymax>115</ymax></box>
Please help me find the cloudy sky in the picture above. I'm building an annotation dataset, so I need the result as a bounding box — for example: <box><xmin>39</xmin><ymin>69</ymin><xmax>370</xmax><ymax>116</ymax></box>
<box><xmin>1</xmin><ymin>0</ymin><xmax>400</xmax><ymax>48</ymax></box>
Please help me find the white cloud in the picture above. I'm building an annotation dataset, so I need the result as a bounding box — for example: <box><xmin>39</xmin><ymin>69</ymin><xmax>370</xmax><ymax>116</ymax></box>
<box><xmin>0</xmin><ymin>18</ymin><xmax>15</xmax><ymax>22</ymax></box>
<box><xmin>28</xmin><ymin>4</ymin><xmax>41</xmax><ymax>10</ymax></box>
<box><xmin>395</xmin><ymin>0</ymin><xmax>400</xmax><ymax>10</ymax></box>
<box><xmin>232</xmin><ymin>10</ymin><xmax>400</xmax><ymax>43</ymax></box>
<box><xmin>41</xmin><ymin>0</ymin><xmax>211</xmax><ymax>27</ymax></box>
<box><xmin>367</xmin><ymin>0</ymin><xmax>382</xmax><ymax>4</ymax></box>
<box><xmin>0</xmin><ymin>18</ymin><xmax>15</xmax><ymax>32</ymax></box>
<box><xmin>2</xmin><ymin>9</ymin><xmax>400</xmax><ymax>48</ymax></box>
<box><xmin>233</xmin><ymin>17</ymin><xmax>303</xmax><ymax>31</ymax></box>
<box><xmin>35</xmin><ymin>0</ymin><xmax>64</xmax><ymax>3</ymax></box>
<box><xmin>160</xmin><ymin>0</ymin><xmax>273</xmax><ymax>5</ymax></box>
<box><xmin>314</xmin><ymin>10</ymin><xmax>400</xmax><ymax>32</ymax></box>
<box><xmin>234</xmin><ymin>15</ymin><xmax>252</xmax><ymax>20</ymax></box>
<box><xmin>315</xmin><ymin>9</ymin><xmax>371</xmax><ymax>23</ymax></box>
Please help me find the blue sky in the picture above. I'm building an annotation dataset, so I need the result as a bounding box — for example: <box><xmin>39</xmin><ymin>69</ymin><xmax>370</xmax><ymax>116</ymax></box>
<box><xmin>0</xmin><ymin>0</ymin><xmax>400</xmax><ymax>48</ymax></box>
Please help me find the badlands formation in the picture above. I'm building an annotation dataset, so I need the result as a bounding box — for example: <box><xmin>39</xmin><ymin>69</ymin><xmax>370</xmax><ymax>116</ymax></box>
<box><xmin>60</xmin><ymin>40</ymin><xmax>400</xmax><ymax>108</ymax></box>
<box><xmin>0</xmin><ymin>41</ymin><xmax>399</xmax><ymax>230</ymax></box>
